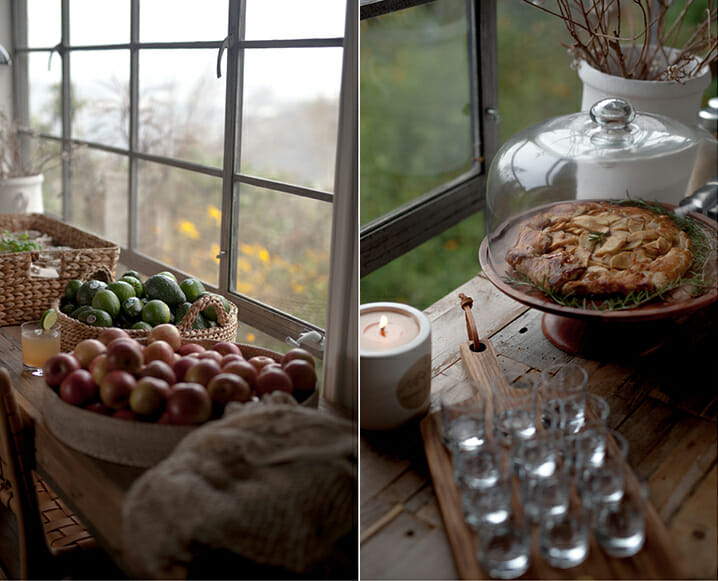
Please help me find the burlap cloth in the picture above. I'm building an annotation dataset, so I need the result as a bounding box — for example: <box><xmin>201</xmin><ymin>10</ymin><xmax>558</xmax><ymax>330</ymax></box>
<box><xmin>122</xmin><ymin>394</ymin><xmax>357</xmax><ymax>578</ymax></box>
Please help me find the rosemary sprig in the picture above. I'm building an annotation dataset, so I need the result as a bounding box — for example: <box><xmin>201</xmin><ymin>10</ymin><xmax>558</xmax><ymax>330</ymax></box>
<box><xmin>587</xmin><ymin>231</ymin><xmax>607</xmax><ymax>245</ymax></box>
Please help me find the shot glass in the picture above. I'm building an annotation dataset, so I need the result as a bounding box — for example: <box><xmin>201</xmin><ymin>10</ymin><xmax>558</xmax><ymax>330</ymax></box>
<box><xmin>522</xmin><ymin>463</ymin><xmax>571</xmax><ymax>523</ymax></box>
<box><xmin>539</xmin><ymin>501</ymin><xmax>590</xmax><ymax>569</ymax></box>
<box><xmin>578</xmin><ymin>428</ymin><xmax>630</xmax><ymax>509</ymax></box>
<box><xmin>462</xmin><ymin>472</ymin><xmax>513</xmax><ymax>530</ymax></box>
<box><xmin>456</xmin><ymin>440</ymin><xmax>504</xmax><ymax>489</ymax></box>
<box><xmin>21</xmin><ymin>320</ymin><xmax>61</xmax><ymax>376</ymax></box>
<box><xmin>511</xmin><ymin>428</ymin><xmax>563</xmax><ymax>481</ymax></box>
<box><xmin>476</xmin><ymin>512</ymin><xmax>531</xmax><ymax>579</ymax></box>
<box><xmin>440</xmin><ymin>381</ymin><xmax>488</xmax><ymax>453</ymax></box>
<box><xmin>491</xmin><ymin>374</ymin><xmax>539</xmax><ymax>446</ymax></box>
<box><xmin>594</xmin><ymin>479</ymin><xmax>648</xmax><ymax>558</ymax></box>
<box><xmin>540</xmin><ymin>363</ymin><xmax>588</xmax><ymax>433</ymax></box>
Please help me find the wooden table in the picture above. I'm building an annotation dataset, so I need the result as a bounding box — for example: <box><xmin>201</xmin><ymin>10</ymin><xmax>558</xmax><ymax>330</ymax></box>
<box><xmin>0</xmin><ymin>325</ymin><xmax>352</xmax><ymax>579</ymax></box>
<box><xmin>360</xmin><ymin>273</ymin><xmax>717</xmax><ymax>580</ymax></box>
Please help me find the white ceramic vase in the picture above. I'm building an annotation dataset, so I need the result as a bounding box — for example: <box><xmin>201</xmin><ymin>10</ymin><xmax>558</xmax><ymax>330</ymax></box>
<box><xmin>577</xmin><ymin>47</ymin><xmax>712</xmax><ymax>126</ymax></box>
<box><xmin>0</xmin><ymin>174</ymin><xmax>44</xmax><ymax>214</ymax></box>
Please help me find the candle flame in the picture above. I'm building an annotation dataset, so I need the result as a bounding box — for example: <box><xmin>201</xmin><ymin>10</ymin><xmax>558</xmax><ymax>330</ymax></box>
<box><xmin>379</xmin><ymin>315</ymin><xmax>388</xmax><ymax>337</ymax></box>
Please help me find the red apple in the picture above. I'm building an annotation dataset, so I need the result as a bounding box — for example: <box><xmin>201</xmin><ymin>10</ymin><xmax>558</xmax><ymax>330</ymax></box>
<box><xmin>59</xmin><ymin>369</ymin><xmax>98</xmax><ymax>406</ymax></box>
<box><xmin>184</xmin><ymin>358</ymin><xmax>222</xmax><ymax>387</ymax></box>
<box><xmin>222</xmin><ymin>359</ymin><xmax>258</xmax><ymax>390</ymax></box>
<box><xmin>106</xmin><ymin>339</ymin><xmax>144</xmax><ymax>374</ymax></box>
<box><xmin>177</xmin><ymin>343</ymin><xmax>205</xmax><ymax>356</ymax></box>
<box><xmin>166</xmin><ymin>383</ymin><xmax>212</xmax><ymax>425</ymax></box>
<box><xmin>73</xmin><ymin>338</ymin><xmax>107</xmax><ymax>369</ymax></box>
<box><xmin>86</xmin><ymin>401</ymin><xmax>111</xmax><ymax>415</ymax></box>
<box><xmin>112</xmin><ymin>408</ymin><xmax>138</xmax><ymax>421</ymax></box>
<box><xmin>97</xmin><ymin>327</ymin><xmax>131</xmax><ymax>346</ymax></box>
<box><xmin>130</xmin><ymin>376</ymin><xmax>171</xmax><ymax>417</ymax></box>
<box><xmin>207</xmin><ymin>373</ymin><xmax>252</xmax><ymax>406</ymax></box>
<box><xmin>139</xmin><ymin>360</ymin><xmax>176</xmax><ymax>385</ymax></box>
<box><xmin>89</xmin><ymin>353</ymin><xmax>110</xmax><ymax>385</ymax></box>
<box><xmin>281</xmin><ymin>347</ymin><xmax>315</xmax><ymax>369</ymax></box>
<box><xmin>282</xmin><ymin>359</ymin><xmax>318</xmax><ymax>393</ymax></box>
<box><xmin>148</xmin><ymin>323</ymin><xmax>182</xmax><ymax>351</ymax></box>
<box><xmin>43</xmin><ymin>353</ymin><xmax>81</xmax><ymax>388</ymax></box>
<box><xmin>142</xmin><ymin>340</ymin><xmax>175</xmax><ymax>366</ymax></box>
<box><xmin>100</xmin><ymin>369</ymin><xmax>136</xmax><ymax>409</ymax></box>
<box><xmin>211</xmin><ymin>341</ymin><xmax>242</xmax><ymax>356</ymax></box>
<box><xmin>173</xmin><ymin>356</ymin><xmax>198</xmax><ymax>383</ymax></box>
<box><xmin>220</xmin><ymin>353</ymin><xmax>245</xmax><ymax>368</ymax></box>
<box><xmin>196</xmin><ymin>350</ymin><xmax>223</xmax><ymax>364</ymax></box>
<box><xmin>255</xmin><ymin>365</ymin><xmax>293</xmax><ymax>396</ymax></box>
<box><xmin>248</xmin><ymin>355</ymin><xmax>276</xmax><ymax>373</ymax></box>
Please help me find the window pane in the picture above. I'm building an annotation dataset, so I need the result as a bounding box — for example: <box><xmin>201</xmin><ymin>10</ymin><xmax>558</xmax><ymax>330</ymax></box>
<box><xmin>232</xmin><ymin>184</ymin><xmax>331</xmax><ymax>327</ymax></box>
<box><xmin>360</xmin><ymin>0</ymin><xmax>474</xmax><ymax>224</ymax></box>
<box><xmin>27</xmin><ymin>0</ymin><xmax>61</xmax><ymax>48</ymax></box>
<box><xmin>71</xmin><ymin>50</ymin><xmax>129</xmax><ymax>148</ymax></box>
<box><xmin>137</xmin><ymin>162</ymin><xmax>221</xmax><ymax>286</ymax></box>
<box><xmin>140</xmin><ymin>0</ymin><xmax>227</xmax><ymax>42</ymax></box>
<box><xmin>33</xmin><ymin>138</ymin><xmax>63</xmax><ymax>216</ymax></box>
<box><xmin>70</xmin><ymin>149</ymin><xmax>128</xmax><ymax>246</ymax></box>
<box><xmin>240</xmin><ymin>47</ymin><xmax>341</xmax><ymax>191</ymax></box>
<box><xmin>28</xmin><ymin>52</ymin><xmax>62</xmax><ymax>135</ymax></box>
<box><xmin>244</xmin><ymin>0</ymin><xmax>345</xmax><ymax>40</ymax></box>
<box><xmin>70</xmin><ymin>0</ymin><xmax>130</xmax><ymax>45</ymax></box>
<box><xmin>139</xmin><ymin>50</ymin><xmax>225</xmax><ymax>166</ymax></box>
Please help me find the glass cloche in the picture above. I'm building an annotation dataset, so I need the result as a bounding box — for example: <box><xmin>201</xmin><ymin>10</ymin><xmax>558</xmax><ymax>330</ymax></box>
<box><xmin>483</xmin><ymin>97</ymin><xmax>718</xmax><ymax>284</ymax></box>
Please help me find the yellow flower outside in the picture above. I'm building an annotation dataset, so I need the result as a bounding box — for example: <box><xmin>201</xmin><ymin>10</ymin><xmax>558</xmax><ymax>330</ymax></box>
<box><xmin>178</xmin><ymin>219</ymin><xmax>200</xmax><ymax>240</ymax></box>
<box><xmin>208</xmin><ymin>204</ymin><xmax>222</xmax><ymax>227</ymax></box>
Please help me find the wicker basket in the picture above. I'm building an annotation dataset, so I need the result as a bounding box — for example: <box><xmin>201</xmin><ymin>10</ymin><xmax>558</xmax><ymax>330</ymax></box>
<box><xmin>42</xmin><ymin>342</ymin><xmax>317</xmax><ymax>467</ymax></box>
<box><xmin>0</xmin><ymin>213</ymin><xmax>120</xmax><ymax>327</ymax></box>
<box><xmin>56</xmin><ymin>281</ymin><xmax>239</xmax><ymax>352</ymax></box>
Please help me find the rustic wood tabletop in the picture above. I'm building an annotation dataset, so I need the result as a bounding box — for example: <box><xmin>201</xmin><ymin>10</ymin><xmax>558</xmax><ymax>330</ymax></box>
<box><xmin>360</xmin><ymin>273</ymin><xmax>717</xmax><ymax>580</ymax></box>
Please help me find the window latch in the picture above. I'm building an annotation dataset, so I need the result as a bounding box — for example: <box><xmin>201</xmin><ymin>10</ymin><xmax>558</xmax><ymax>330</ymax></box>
<box><xmin>286</xmin><ymin>330</ymin><xmax>325</xmax><ymax>352</ymax></box>
<box><xmin>216</xmin><ymin>36</ymin><xmax>230</xmax><ymax>78</ymax></box>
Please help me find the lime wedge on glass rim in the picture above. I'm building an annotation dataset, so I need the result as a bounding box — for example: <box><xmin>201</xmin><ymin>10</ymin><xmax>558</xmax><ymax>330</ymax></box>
<box><xmin>40</xmin><ymin>308</ymin><xmax>59</xmax><ymax>331</ymax></box>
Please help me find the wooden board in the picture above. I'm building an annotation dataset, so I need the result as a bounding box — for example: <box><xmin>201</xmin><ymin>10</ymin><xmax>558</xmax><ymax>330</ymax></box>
<box><xmin>420</xmin><ymin>339</ymin><xmax>689</xmax><ymax>580</ymax></box>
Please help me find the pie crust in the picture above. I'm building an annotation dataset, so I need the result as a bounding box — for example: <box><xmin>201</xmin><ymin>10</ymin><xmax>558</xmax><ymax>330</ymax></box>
<box><xmin>505</xmin><ymin>202</ymin><xmax>693</xmax><ymax>297</ymax></box>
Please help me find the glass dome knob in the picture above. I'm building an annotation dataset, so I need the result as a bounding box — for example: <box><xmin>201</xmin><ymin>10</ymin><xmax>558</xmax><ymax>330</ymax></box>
<box><xmin>589</xmin><ymin>98</ymin><xmax>637</xmax><ymax>146</ymax></box>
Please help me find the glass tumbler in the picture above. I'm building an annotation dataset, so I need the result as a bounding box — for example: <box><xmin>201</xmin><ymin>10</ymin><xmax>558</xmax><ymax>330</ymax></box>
<box><xmin>462</xmin><ymin>472</ymin><xmax>513</xmax><ymax>530</ymax></box>
<box><xmin>594</xmin><ymin>479</ymin><xmax>648</xmax><ymax>558</ymax></box>
<box><xmin>579</xmin><ymin>428</ymin><xmax>630</xmax><ymax>509</ymax></box>
<box><xmin>476</xmin><ymin>512</ymin><xmax>531</xmax><ymax>579</ymax></box>
<box><xmin>539</xmin><ymin>501</ymin><xmax>590</xmax><ymax>569</ymax></box>
<box><xmin>540</xmin><ymin>363</ymin><xmax>588</xmax><ymax>433</ymax></box>
<box><xmin>440</xmin><ymin>381</ymin><xmax>488</xmax><ymax>454</ymax></box>
<box><xmin>21</xmin><ymin>321</ymin><xmax>61</xmax><ymax>376</ymax></box>
<box><xmin>491</xmin><ymin>374</ymin><xmax>539</xmax><ymax>445</ymax></box>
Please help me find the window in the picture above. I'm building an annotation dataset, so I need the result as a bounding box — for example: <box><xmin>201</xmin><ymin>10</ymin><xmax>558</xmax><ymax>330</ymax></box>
<box><xmin>359</xmin><ymin>0</ymin><xmax>498</xmax><ymax>307</ymax></box>
<box><xmin>12</xmin><ymin>0</ymin><xmax>351</xmax><ymax>353</ymax></box>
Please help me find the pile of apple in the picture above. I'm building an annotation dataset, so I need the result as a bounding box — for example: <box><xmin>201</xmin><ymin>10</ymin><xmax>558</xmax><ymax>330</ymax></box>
<box><xmin>42</xmin><ymin>324</ymin><xmax>317</xmax><ymax>425</ymax></box>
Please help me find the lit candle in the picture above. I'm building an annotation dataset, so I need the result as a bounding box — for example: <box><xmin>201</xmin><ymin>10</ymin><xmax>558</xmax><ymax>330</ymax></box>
<box><xmin>360</xmin><ymin>302</ymin><xmax>432</xmax><ymax>430</ymax></box>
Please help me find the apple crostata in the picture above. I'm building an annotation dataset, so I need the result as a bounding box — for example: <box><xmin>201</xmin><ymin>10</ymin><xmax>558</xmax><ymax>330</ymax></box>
<box><xmin>505</xmin><ymin>201</ymin><xmax>693</xmax><ymax>297</ymax></box>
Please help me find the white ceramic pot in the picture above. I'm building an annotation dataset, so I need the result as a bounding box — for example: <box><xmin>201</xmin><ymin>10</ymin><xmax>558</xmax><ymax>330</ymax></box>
<box><xmin>0</xmin><ymin>174</ymin><xmax>44</xmax><ymax>213</ymax></box>
<box><xmin>577</xmin><ymin>47</ymin><xmax>712</xmax><ymax>126</ymax></box>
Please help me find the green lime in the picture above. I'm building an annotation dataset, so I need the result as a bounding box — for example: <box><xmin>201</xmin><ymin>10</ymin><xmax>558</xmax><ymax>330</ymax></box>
<box><xmin>122</xmin><ymin>296</ymin><xmax>144</xmax><ymax>319</ymax></box>
<box><xmin>121</xmin><ymin>270</ymin><xmax>143</xmax><ymax>281</ymax></box>
<box><xmin>120</xmin><ymin>275</ymin><xmax>144</xmax><ymax>297</ymax></box>
<box><xmin>63</xmin><ymin>279</ymin><xmax>83</xmax><ymax>302</ymax></box>
<box><xmin>92</xmin><ymin>289</ymin><xmax>121</xmax><ymax>319</ymax></box>
<box><xmin>131</xmin><ymin>320</ymin><xmax>153</xmax><ymax>331</ymax></box>
<box><xmin>60</xmin><ymin>301</ymin><xmax>76</xmax><ymax>316</ymax></box>
<box><xmin>200</xmin><ymin>293</ymin><xmax>230</xmax><ymax>322</ymax></box>
<box><xmin>142</xmin><ymin>299</ymin><xmax>171</xmax><ymax>326</ymax></box>
<box><xmin>107</xmin><ymin>280</ymin><xmax>136</xmax><ymax>303</ymax></box>
<box><xmin>82</xmin><ymin>308</ymin><xmax>114</xmax><ymax>327</ymax></box>
<box><xmin>173</xmin><ymin>301</ymin><xmax>193</xmax><ymax>325</ymax></box>
<box><xmin>179</xmin><ymin>278</ymin><xmax>206</xmax><ymax>302</ymax></box>
<box><xmin>144</xmin><ymin>274</ymin><xmax>186</xmax><ymax>307</ymax></box>
<box><xmin>76</xmin><ymin>280</ymin><xmax>108</xmax><ymax>306</ymax></box>
<box><xmin>40</xmin><ymin>308</ymin><xmax>58</xmax><ymax>330</ymax></box>
<box><xmin>191</xmin><ymin>312</ymin><xmax>209</xmax><ymax>329</ymax></box>
<box><xmin>156</xmin><ymin>271</ymin><xmax>177</xmax><ymax>282</ymax></box>
<box><xmin>70</xmin><ymin>305</ymin><xmax>93</xmax><ymax>320</ymax></box>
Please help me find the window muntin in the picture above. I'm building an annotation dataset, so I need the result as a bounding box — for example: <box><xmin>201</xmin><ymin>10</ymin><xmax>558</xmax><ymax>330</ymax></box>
<box><xmin>13</xmin><ymin>0</ymin><xmax>348</xmax><ymax>348</ymax></box>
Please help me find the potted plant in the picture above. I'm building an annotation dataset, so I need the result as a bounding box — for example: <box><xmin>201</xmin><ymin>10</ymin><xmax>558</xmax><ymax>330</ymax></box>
<box><xmin>0</xmin><ymin>113</ymin><xmax>66</xmax><ymax>214</ymax></box>
<box><xmin>522</xmin><ymin>0</ymin><xmax>717</xmax><ymax>125</ymax></box>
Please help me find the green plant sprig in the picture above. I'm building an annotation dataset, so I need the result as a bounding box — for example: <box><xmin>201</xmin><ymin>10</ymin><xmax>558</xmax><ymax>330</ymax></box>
<box><xmin>0</xmin><ymin>230</ymin><xmax>42</xmax><ymax>253</ymax></box>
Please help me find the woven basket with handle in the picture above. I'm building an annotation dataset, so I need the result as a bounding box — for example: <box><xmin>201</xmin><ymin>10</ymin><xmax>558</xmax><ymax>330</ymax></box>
<box><xmin>0</xmin><ymin>214</ymin><xmax>120</xmax><ymax>327</ymax></box>
<box><xmin>54</xmin><ymin>268</ymin><xmax>239</xmax><ymax>352</ymax></box>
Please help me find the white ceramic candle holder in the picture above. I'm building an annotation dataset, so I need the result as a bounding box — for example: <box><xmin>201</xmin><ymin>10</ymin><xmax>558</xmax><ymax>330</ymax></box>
<box><xmin>360</xmin><ymin>302</ymin><xmax>432</xmax><ymax>430</ymax></box>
